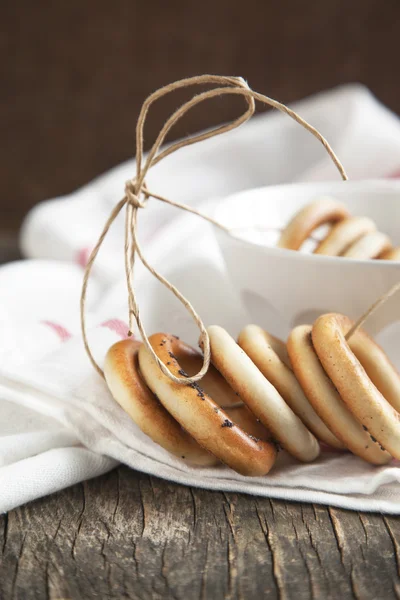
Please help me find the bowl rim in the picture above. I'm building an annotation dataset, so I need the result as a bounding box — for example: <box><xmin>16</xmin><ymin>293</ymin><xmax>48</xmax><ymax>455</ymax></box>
<box><xmin>212</xmin><ymin>179</ymin><xmax>400</xmax><ymax>267</ymax></box>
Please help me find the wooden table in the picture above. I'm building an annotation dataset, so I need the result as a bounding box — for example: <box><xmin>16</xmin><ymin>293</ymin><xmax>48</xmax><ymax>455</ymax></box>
<box><xmin>0</xmin><ymin>241</ymin><xmax>400</xmax><ymax>598</ymax></box>
<box><xmin>1</xmin><ymin>464</ymin><xmax>400</xmax><ymax>599</ymax></box>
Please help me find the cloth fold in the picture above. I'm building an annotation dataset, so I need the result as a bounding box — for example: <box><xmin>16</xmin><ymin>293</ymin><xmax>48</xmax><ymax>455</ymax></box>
<box><xmin>2</xmin><ymin>83</ymin><xmax>400</xmax><ymax>513</ymax></box>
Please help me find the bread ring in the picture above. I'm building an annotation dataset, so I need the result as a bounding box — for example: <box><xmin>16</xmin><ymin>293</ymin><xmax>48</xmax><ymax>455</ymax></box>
<box><xmin>142</xmin><ymin>335</ymin><xmax>271</xmax><ymax>442</ymax></box>
<box><xmin>340</xmin><ymin>322</ymin><xmax>400</xmax><ymax>415</ymax></box>
<box><xmin>206</xmin><ymin>325</ymin><xmax>320</xmax><ymax>462</ymax></box>
<box><xmin>238</xmin><ymin>324</ymin><xmax>344</xmax><ymax>448</ymax></box>
<box><xmin>138</xmin><ymin>334</ymin><xmax>277</xmax><ymax>476</ymax></box>
<box><xmin>342</xmin><ymin>231</ymin><xmax>392</xmax><ymax>259</ymax></box>
<box><xmin>104</xmin><ymin>339</ymin><xmax>217</xmax><ymax>466</ymax></box>
<box><xmin>379</xmin><ymin>247</ymin><xmax>400</xmax><ymax>261</ymax></box>
<box><xmin>277</xmin><ymin>197</ymin><xmax>350</xmax><ymax>250</ymax></box>
<box><xmin>314</xmin><ymin>216</ymin><xmax>376</xmax><ymax>256</ymax></box>
<box><xmin>287</xmin><ymin>325</ymin><xmax>391</xmax><ymax>464</ymax></box>
<box><xmin>312</xmin><ymin>314</ymin><xmax>400</xmax><ymax>459</ymax></box>
<box><xmin>256</xmin><ymin>329</ymin><xmax>292</xmax><ymax>369</ymax></box>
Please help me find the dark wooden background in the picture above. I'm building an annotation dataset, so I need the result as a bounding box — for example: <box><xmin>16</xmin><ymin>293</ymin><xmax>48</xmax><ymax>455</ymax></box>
<box><xmin>2</xmin><ymin>0</ymin><xmax>400</xmax><ymax>236</ymax></box>
<box><xmin>2</xmin><ymin>2</ymin><xmax>400</xmax><ymax>598</ymax></box>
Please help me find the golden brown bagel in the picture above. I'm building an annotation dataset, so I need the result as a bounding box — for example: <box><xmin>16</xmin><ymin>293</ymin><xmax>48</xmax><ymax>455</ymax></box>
<box><xmin>379</xmin><ymin>247</ymin><xmax>400</xmax><ymax>261</ymax></box>
<box><xmin>342</xmin><ymin>231</ymin><xmax>392</xmax><ymax>259</ymax></box>
<box><xmin>138</xmin><ymin>334</ymin><xmax>277</xmax><ymax>476</ymax></box>
<box><xmin>151</xmin><ymin>336</ymin><xmax>271</xmax><ymax>442</ymax></box>
<box><xmin>277</xmin><ymin>197</ymin><xmax>350</xmax><ymax>250</ymax></box>
<box><xmin>314</xmin><ymin>216</ymin><xmax>377</xmax><ymax>256</ymax></box>
<box><xmin>287</xmin><ymin>325</ymin><xmax>391</xmax><ymax>464</ymax></box>
<box><xmin>206</xmin><ymin>325</ymin><xmax>320</xmax><ymax>462</ymax></box>
<box><xmin>341</xmin><ymin>323</ymin><xmax>400</xmax><ymax>415</ymax></box>
<box><xmin>104</xmin><ymin>339</ymin><xmax>218</xmax><ymax>466</ymax></box>
<box><xmin>238</xmin><ymin>324</ymin><xmax>344</xmax><ymax>448</ymax></box>
<box><xmin>312</xmin><ymin>314</ymin><xmax>400</xmax><ymax>459</ymax></box>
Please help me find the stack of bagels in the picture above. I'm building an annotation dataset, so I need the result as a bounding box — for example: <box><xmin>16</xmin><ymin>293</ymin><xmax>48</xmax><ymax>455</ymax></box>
<box><xmin>104</xmin><ymin>312</ymin><xmax>400</xmax><ymax>476</ymax></box>
<box><xmin>277</xmin><ymin>197</ymin><xmax>400</xmax><ymax>260</ymax></box>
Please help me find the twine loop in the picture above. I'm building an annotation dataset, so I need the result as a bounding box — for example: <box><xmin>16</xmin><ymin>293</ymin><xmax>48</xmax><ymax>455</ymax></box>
<box><xmin>81</xmin><ymin>74</ymin><xmax>350</xmax><ymax>384</ymax></box>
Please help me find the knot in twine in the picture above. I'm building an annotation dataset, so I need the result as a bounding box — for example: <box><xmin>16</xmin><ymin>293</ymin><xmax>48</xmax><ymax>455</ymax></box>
<box><xmin>124</xmin><ymin>179</ymin><xmax>148</xmax><ymax>209</ymax></box>
<box><xmin>81</xmin><ymin>74</ymin><xmax>397</xmax><ymax>385</ymax></box>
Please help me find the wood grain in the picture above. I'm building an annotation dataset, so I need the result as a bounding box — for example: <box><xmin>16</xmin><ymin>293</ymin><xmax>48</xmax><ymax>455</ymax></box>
<box><xmin>0</xmin><ymin>467</ymin><xmax>400</xmax><ymax>599</ymax></box>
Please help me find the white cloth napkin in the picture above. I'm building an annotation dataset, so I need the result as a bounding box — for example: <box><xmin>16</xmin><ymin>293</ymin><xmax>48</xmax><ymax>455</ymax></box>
<box><xmin>2</xmin><ymin>83</ymin><xmax>400</xmax><ymax>514</ymax></box>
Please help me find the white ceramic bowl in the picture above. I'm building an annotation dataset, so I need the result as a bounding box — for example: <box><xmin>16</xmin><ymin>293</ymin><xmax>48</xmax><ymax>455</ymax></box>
<box><xmin>213</xmin><ymin>180</ymin><xmax>400</xmax><ymax>339</ymax></box>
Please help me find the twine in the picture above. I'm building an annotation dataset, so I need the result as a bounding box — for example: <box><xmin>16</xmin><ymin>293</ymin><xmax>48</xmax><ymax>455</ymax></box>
<box><xmin>81</xmin><ymin>74</ymin><xmax>349</xmax><ymax>384</ymax></box>
<box><xmin>345</xmin><ymin>281</ymin><xmax>400</xmax><ymax>341</ymax></box>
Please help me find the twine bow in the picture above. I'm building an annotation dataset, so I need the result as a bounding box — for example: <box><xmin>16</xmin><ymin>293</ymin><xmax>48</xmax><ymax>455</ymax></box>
<box><xmin>81</xmin><ymin>74</ymin><xmax>351</xmax><ymax>384</ymax></box>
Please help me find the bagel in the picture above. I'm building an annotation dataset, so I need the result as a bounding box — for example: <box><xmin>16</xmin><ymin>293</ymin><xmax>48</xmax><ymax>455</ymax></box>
<box><xmin>277</xmin><ymin>197</ymin><xmax>350</xmax><ymax>250</ymax></box>
<box><xmin>254</xmin><ymin>329</ymin><xmax>292</xmax><ymax>369</ymax></box>
<box><xmin>138</xmin><ymin>334</ymin><xmax>277</xmax><ymax>476</ymax></box>
<box><xmin>153</xmin><ymin>339</ymin><xmax>271</xmax><ymax>442</ymax></box>
<box><xmin>104</xmin><ymin>339</ymin><xmax>217</xmax><ymax>466</ymax></box>
<box><xmin>340</xmin><ymin>322</ymin><xmax>400</xmax><ymax>415</ymax></box>
<box><xmin>206</xmin><ymin>325</ymin><xmax>320</xmax><ymax>462</ymax></box>
<box><xmin>342</xmin><ymin>231</ymin><xmax>392</xmax><ymax>259</ymax></box>
<box><xmin>312</xmin><ymin>314</ymin><xmax>400</xmax><ymax>459</ymax></box>
<box><xmin>287</xmin><ymin>325</ymin><xmax>391</xmax><ymax>464</ymax></box>
<box><xmin>379</xmin><ymin>247</ymin><xmax>400</xmax><ymax>261</ymax></box>
<box><xmin>314</xmin><ymin>216</ymin><xmax>377</xmax><ymax>256</ymax></box>
<box><xmin>238</xmin><ymin>324</ymin><xmax>344</xmax><ymax>448</ymax></box>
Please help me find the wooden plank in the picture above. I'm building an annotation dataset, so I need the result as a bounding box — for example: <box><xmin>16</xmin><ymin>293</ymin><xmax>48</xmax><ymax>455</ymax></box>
<box><xmin>1</xmin><ymin>466</ymin><xmax>400</xmax><ymax>599</ymax></box>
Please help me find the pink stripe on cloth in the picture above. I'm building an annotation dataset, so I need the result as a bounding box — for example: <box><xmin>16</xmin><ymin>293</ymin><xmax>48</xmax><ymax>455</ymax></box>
<box><xmin>387</xmin><ymin>168</ymin><xmax>400</xmax><ymax>178</ymax></box>
<box><xmin>76</xmin><ymin>247</ymin><xmax>91</xmax><ymax>268</ymax></box>
<box><xmin>101</xmin><ymin>319</ymin><xmax>131</xmax><ymax>339</ymax></box>
<box><xmin>41</xmin><ymin>321</ymin><xmax>72</xmax><ymax>342</ymax></box>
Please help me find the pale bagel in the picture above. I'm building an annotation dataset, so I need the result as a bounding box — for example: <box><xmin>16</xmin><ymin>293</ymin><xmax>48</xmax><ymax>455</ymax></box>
<box><xmin>314</xmin><ymin>216</ymin><xmax>377</xmax><ymax>256</ymax></box>
<box><xmin>238</xmin><ymin>324</ymin><xmax>344</xmax><ymax>448</ymax></box>
<box><xmin>277</xmin><ymin>197</ymin><xmax>350</xmax><ymax>250</ymax></box>
<box><xmin>104</xmin><ymin>339</ymin><xmax>217</xmax><ymax>466</ymax></box>
<box><xmin>342</xmin><ymin>231</ymin><xmax>392</xmax><ymax>259</ymax></box>
<box><xmin>255</xmin><ymin>329</ymin><xmax>292</xmax><ymax>369</ymax></box>
<box><xmin>206</xmin><ymin>325</ymin><xmax>320</xmax><ymax>462</ymax></box>
<box><xmin>312</xmin><ymin>314</ymin><xmax>400</xmax><ymax>459</ymax></box>
<box><xmin>287</xmin><ymin>325</ymin><xmax>391</xmax><ymax>464</ymax></box>
<box><xmin>138</xmin><ymin>334</ymin><xmax>277</xmax><ymax>476</ymax></box>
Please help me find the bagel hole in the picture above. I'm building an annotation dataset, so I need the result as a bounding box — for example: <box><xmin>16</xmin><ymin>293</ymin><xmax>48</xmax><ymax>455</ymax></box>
<box><xmin>297</xmin><ymin>223</ymin><xmax>332</xmax><ymax>253</ymax></box>
<box><xmin>172</xmin><ymin>349</ymin><xmax>243</xmax><ymax>408</ymax></box>
<box><xmin>375</xmin><ymin>322</ymin><xmax>400</xmax><ymax>371</ymax></box>
<box><xmin>170</xmin><ymin>345</ymin><xmax>270</xmax><ymax>441</ymax></box>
